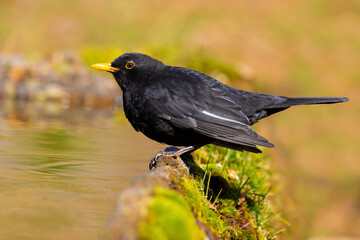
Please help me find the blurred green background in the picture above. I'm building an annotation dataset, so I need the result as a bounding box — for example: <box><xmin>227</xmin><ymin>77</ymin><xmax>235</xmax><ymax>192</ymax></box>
<box><xmin>0</xmin><ymin>0</ymin><xmax>359</xmax><ymax>239</ymax></box>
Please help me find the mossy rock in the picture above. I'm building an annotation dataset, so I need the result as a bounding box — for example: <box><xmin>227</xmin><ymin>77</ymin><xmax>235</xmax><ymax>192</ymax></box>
<box><xmin>108</xmin><ymin>148</ymin><xmax>284</xmax><ymax>240</ymax></box>
<box><xmin>138</xmin><ymin>188</ymin><xmax>205</xmax><ymax>240</ymax></box>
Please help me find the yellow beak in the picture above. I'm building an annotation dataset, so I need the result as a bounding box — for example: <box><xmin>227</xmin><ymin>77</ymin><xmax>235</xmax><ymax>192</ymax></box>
<box><xmin>91</xmin><ymin>63</ymin><xmax>119</xmax><ymax>73</ymax></box>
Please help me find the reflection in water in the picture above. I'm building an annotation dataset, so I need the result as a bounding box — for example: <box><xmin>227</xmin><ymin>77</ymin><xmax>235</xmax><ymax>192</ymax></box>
<box><xmin>0</xmin><ymin>100</ymin><xmax>162</xmax><ymax>240</ymax></box>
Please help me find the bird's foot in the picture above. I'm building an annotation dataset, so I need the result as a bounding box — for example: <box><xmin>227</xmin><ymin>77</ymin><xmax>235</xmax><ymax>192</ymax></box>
<box><xmin>149</xmin><ymin>150</ymin><xmax>190</xmax><ymax>175</ymax></box>
<box><xmin>149</xmin><ymin>148</ymin><xmax>180</xmax><ymax>170</ymax></box>
<box><xmin>149</xmin><ymin>145</ymin><xmax>205</xmax><ymax>171</ymax></box>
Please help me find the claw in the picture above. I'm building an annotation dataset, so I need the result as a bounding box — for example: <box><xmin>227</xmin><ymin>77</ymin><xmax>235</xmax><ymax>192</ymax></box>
<box><xmin>149</xmin><ymin>158</ymin><xmax>157</xmax><ymax>170</ymax></box>
<box><xmin>149</xmin><ymin>151</ymin><xmax>164</xmax><ymax>170</ymax></box>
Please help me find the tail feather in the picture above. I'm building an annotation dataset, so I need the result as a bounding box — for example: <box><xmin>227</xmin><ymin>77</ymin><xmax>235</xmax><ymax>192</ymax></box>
<box><xmin>249</xmin><ymin>96</ymin><xmax>349</xmax><ymax>124</ymax></box>
<box><xmin>275</xmin><ymin>97</ymin><xmax>348</xmax><ymax>108</ymax></box>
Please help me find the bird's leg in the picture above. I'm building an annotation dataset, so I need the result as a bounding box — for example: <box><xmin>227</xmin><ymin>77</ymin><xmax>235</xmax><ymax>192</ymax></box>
<box><xmin>149</xmin><ymin>144</ymin><xmax>205</xmax><ymax>170</ymax></box>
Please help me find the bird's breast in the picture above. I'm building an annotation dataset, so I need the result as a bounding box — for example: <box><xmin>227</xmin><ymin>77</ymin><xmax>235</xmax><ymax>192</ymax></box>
<box><xmin>121</xmin><ymin>88</ymin><xmax>209</xmax><ymax>146</ymax></box>
<box><xmin>122</xmin><ymin>89</ymin><xmax>165</xmax><ymax>132</ymax></box>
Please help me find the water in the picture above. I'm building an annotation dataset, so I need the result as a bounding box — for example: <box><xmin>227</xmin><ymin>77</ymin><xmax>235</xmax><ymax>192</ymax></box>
<box><xmin>0</xmin><ymin>101</ymin><xmax>163</xmax><ymax>240</ymax></box>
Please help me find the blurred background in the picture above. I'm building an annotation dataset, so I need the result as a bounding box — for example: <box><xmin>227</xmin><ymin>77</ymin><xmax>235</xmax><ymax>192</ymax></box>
<box><xmin>0</xmin><ymin>0</ymin><xmax>359</xmax><ymax>239</ymax></box>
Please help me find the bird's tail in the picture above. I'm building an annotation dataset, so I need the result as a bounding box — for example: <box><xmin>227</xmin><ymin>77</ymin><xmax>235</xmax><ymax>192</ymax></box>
<box><xmin>276</xmin><ymin>97</ymin><xmax>348</xmax><ymax>108</ymax></box>
<box><xmin>249</xmin><ymin>96</ymin><xmax>348</xmax><ymax>124</ymax></box>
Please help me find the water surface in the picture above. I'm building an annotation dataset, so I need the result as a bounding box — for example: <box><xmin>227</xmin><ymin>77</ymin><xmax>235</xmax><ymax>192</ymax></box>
<box><xmin>0</xmin><ymin>101</ymin><xmax>162</xmax><ymax>240</ymax></box>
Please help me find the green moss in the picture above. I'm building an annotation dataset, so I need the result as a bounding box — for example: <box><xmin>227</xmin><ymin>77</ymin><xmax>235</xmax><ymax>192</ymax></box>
<box><xmin>139</xmin><ymin>145</ymin><xmax>285</xmax><ymax>239</ymax></box>
<box><xmin>138</xmin><ymin>188</ymin><xmax>204</xmax><ymax>240</ymax></box>
<box><xmin>176</xmin><ymin>176</ymin><xmax>224</xmax><ymax>234</ymax></box>
<box><xmin>195</xmin><ymin>145</ymin><xmax>286</xmax><ymax>239</ymax></box>
<box><xmin>174</xmin><ymin>170</ymin><xmax>259</xmax><ymax>239</ymax></box>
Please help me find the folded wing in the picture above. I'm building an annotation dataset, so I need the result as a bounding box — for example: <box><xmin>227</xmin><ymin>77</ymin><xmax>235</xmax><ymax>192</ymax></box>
<box><xmin>148</xmin><ymin>72</ymin><xmax>274</xmax><ymax>153</ymax></box>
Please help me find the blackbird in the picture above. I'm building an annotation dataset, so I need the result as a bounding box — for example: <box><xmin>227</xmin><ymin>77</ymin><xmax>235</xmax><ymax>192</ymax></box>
<box><xmin>91</xmin><ymin>52</ymin><xmax>348</xmax><ymax>169</ymax></box>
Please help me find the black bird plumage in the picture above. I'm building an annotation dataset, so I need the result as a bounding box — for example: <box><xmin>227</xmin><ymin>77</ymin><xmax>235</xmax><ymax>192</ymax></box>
<box><xmin>92</xmin><ymin>52</ymin><xmax>348</xmax><ymax>160</ymax></box>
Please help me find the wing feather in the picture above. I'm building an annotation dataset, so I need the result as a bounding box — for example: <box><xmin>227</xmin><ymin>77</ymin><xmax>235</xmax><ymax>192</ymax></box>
<box><xmin>147</xmin><ymin>71</ymin><xmax>274</xmax><ymax>150</ymax></box>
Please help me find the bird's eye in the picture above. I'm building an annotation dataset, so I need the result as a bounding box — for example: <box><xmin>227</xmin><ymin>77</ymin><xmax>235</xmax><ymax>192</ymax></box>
<box><xmin>125</xmin><ymin>61</ymin><xmax>135</xmax><ymax>69</ymax></box>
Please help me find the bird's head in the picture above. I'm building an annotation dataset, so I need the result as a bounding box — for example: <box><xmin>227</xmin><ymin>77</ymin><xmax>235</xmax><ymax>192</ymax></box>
<box><xmin>91</xmin><ymin>52</ymin><xmax>164</xmax><ymax>90</ymax></box>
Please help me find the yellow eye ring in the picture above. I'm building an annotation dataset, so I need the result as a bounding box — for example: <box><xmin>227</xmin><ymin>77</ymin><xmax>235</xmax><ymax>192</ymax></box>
<box><xmin>125</xmin><ymin>61</ymin><xmax>135</xmax><ymax>69</ymax></box>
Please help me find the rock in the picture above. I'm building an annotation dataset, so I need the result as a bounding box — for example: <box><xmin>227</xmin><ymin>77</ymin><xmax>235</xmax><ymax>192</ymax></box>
<box><xmin>0</xmin><ymin>53</ymin><xmax>121</xmax><ymax>107</ymax></box>
<box><xmin>108</xmin><ymin>155</ymin><xmax>215</xmax><ymax>240</ymax></box>
<box><xmin>106</xmin><ymin>148</ymin><xmax>271</xmax><ymax>240</ymax></box>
